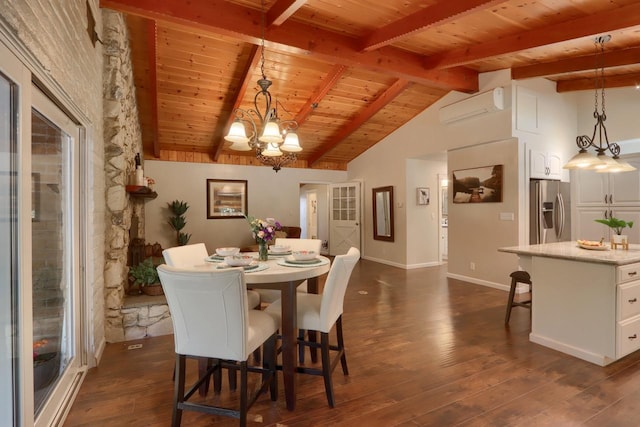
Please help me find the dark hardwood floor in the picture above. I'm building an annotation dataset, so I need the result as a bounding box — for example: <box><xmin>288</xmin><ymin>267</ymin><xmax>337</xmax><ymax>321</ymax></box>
<box><xmin>64</xmin><ymin>260</ymin><xmax>640</xmax><ymax>426</ymax></box>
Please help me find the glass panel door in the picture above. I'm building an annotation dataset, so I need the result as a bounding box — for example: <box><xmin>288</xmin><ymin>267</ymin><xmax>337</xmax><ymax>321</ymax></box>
<box><xmin>329</xmin><ymin>182</ymin><xmax>361</xmax><ymax>255</ymax></box>
<box><xmin>0</xmin><ymin>68</ymin><xmax>19</xmax><ymax>427</ymax></box>
<box><xmin>31</xmin><ymin>88</ymin><xmax>81</xmax><ymax>422</ymax></box>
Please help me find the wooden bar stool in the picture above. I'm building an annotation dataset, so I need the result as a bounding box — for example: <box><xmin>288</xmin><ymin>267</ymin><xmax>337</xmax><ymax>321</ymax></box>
<box><xmin>505</xmin><ymin>270</ymin><xmax>532</xmax><ymax>324</ymax></box>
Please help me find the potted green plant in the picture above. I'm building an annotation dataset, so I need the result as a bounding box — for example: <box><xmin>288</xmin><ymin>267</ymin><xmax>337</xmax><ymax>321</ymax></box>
<box><xmin>129</xmin><ymin>257</ymin><xmax>163</xmax><ymax>296</ymax></box>
<box><xmin>594</xmin><ymin>217</ymin><xmax>634</xmax><ymax>244</ymax></box>
<box><xmin>168</xmin><ymin>200</ymin><xmax>192</xmax><ymax>246</ymax></box>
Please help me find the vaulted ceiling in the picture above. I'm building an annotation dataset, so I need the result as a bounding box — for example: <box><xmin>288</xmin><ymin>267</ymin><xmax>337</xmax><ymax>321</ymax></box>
<box><xmin>100</xmin><ymin>0</ymin><xmax>640</xmax><ymax>171</ymax></box>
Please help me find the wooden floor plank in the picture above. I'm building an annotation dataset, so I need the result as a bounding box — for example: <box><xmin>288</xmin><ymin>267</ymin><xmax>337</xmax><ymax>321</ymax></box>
<box><xmin>64</xmin><ymin>261</ymin><xmax>640</xmax><ymax>426</ymax></box>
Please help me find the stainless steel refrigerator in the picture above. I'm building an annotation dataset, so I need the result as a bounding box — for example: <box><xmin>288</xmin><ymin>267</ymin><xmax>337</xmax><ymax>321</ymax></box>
<box><xmin>530</xmin><ymin>179</ymin><xmax>571</xmax><ymax>244</ymax></box>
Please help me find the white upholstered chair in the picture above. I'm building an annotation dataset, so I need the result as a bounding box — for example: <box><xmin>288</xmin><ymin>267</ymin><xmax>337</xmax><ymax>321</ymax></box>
<box><xmin>157</xmin><ymin>265</ymin><xmax>279</xmax><ymax>427</ymax></box>
<box><xmin>163</xmin><ymin>243</ymin><xmax>262</xmax><ymax>392</ymax></box>
<box><xmin>256</xmin><ymin>238</ymin><xmax>323</xmax><ymax>304</ymax></box>
<box><xmin>265</xmin><ymin>246</ymin><xmax>360</xmax><ymax>407</ymax></box>
<box><xmin>162</xmin><ymin>243</ymin><xmax>261</xmax><ymax>309</ymax></box>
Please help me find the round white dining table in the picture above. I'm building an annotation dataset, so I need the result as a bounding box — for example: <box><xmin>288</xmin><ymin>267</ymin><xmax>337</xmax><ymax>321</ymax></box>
<box><xmin>198</xmin><ymin>253</ymin><xmax>331</xmax><ymax>411</ymax></box>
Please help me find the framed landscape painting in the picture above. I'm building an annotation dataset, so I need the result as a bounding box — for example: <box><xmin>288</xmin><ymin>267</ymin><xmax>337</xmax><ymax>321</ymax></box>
<box><xmin>452</xmin><ymin>165</ymin><xmax>503</xmax><ymax>203</ymax></box>
<box><xmin>206</xmin><ymin>179</ymin><xmax>248</xmax><ymax>219</ymax></box>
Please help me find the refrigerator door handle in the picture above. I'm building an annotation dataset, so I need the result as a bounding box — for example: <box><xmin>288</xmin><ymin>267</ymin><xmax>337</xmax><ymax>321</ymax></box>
<box><xmin>555</xmin><ymin>193</ymin><xmax>565</xmax><ymax>239</ymax></box>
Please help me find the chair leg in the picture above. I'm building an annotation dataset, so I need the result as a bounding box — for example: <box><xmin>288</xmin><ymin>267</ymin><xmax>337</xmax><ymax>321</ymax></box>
<box><xmin>263</xmin><ymin>333</ymin><xmax>278</xmax><ymax>401</ymax></box>
<box><xmin>228</xmin><ymin>368</ymin><xmax>237</xmax><ymax>391</ymax></box>
<box><xmin>172</xmin><ymin>354</ymin><xmax>186</xmax><ymax>427</ymax></box>
<box><xmin>239</xmin><ymin>361</ymin><xmax>248</xmax><ymax>427</ymax></box>
<box><xmin>320</xmin><ymin>332</ymin><xmax>335</xmax><ymax>408</ymax></box>
<box><xmin>308</xmin><ymin>330</ymin><xmax>318</xmax><ymax>363</ymax></box>
<box><xmin>505</xmin><ymin>278</ymin><xmax>517</xmax><ymax>324</ymax></box>
<box><xmin>298</xmin><ymin>329</ymin><xmax>306</xmax><ymax>364</ymax></box>
<box><xmin>336</xmin><ymin>316</ymin><xmax>348</xmax><ymax>375</ymax></box>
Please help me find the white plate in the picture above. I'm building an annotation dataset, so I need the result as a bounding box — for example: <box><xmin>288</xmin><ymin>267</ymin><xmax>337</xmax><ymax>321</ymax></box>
<box><xmin>277</xmin><ymin>257</ymin><xmax>329</xmax><ymax>268</ymax></box>
<box><xmin>217</xmin><ymin>261</ymin><xmax>260</xmax><ymax>270</ymax></box>
<box><xmin>578</xmin><ymin>243</ymin><xmax>609</xmax><ymax>251</ymax></box>
<box><xmin>268</xmin><ymin>250</ymin><xmax>291</xmax><ymax>256</ymax></box>
<box><xmin>285</xmin><ymin>255</ymin><xmax>321</xmax><ymax>264</ymax></box>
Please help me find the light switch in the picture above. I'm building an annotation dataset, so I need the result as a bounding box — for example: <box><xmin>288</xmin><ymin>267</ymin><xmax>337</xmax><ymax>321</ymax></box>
<box><xmin>500</xmin><ymin>212</ymin><xmax>514</xmax><ymax>221</ymax></box>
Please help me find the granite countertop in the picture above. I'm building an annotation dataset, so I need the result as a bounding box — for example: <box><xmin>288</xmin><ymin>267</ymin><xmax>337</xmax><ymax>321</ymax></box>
<box><xmin>498</xmin><ymin>241</ymin><xmax>640</xmax><ymax>266</ymax></box>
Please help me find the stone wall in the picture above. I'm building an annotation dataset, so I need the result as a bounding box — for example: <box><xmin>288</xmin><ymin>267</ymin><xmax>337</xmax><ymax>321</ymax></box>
<box><xmin>102</xmin><ymin>10</ymin><xmax>146</xmax><ymax>342</ymax></box>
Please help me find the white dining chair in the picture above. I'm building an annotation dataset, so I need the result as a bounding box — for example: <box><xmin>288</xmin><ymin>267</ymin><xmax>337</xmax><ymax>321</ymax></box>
<box><xmin>162</xmin><ymin>243</ymin><xmax>261</xmax><ymax>309</ymax></box>
<box><xmin>265</xmin><ymin>246</ymin><xmax>360</xmax><ymax>407</ymax></box>
<box><xmin>163</xmin><ymin>243</ymin><xmax>263</xmax><ymax>392</ymax></box>
<box><xmin>256</xmin><ymin>238</ymin><xmax>323</xmax><ymax>304</ymax></box>
<box><xmin>158</xmin><ymin>265</ymin><xmax>279</xmax><ymax>427</ymax></box>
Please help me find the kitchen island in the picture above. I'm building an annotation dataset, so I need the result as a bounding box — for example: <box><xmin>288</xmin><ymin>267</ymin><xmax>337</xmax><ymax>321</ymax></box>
<box><xmin>499</xmin><ymin>241</ymin><xmax>640</xmax><ymax>366</ymax></box>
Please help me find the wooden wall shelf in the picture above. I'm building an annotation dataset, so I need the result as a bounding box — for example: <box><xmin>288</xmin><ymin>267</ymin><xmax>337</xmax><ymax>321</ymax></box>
<box><xmin>126</xmin><ymin>185</ymin><xmax>158</xmax><ymax>199</ymax></box>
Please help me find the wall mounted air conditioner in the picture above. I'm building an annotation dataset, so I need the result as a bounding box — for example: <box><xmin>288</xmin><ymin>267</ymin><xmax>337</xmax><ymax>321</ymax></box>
<box><xmin>438</xmin><ymin>87</ymin><xmax>504</xmax><ymax>124</ymax></box>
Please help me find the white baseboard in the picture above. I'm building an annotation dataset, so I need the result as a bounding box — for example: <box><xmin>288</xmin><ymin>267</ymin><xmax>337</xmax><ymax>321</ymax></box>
<box><xmin>447</xmin><ymin>272</ymin><xmax>510</xmax><ymax>292</ymax></box>
<box><xmin>529</xmin><ymin>332</ymin><xmax>613</xmax><ymax>366</ymax></box>
<box><xmin>361</xmin><ymin>255</ymin><xmax>441</xmax><ymax>270</ymax></box>
<box><xmin>94</xmin><ymin>337</ymin><xmax>106</xmax><ymax>367</ymax></box>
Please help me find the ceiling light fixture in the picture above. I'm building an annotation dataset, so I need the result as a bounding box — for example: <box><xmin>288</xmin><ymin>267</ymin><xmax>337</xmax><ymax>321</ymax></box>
<box><xmin>563</xmin><ymin>35</ymin><xmax>635</xmax><ymax>173</ymax></box>
<box><xmin>224</xmin><ymin>0</ymin><xmax>301</xmax><ymax>172</ymax></box>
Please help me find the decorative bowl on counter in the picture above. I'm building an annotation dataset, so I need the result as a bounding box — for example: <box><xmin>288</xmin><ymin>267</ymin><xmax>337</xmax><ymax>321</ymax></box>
<box><xmin>291</xmin><ymin>250</ymin><xmax>317</xmax><ymax>261</ymax></box>
<box><xmin>216</xmin><ymin>247</ymin><xmax>240</xmax><ymax>256</ymax></box>
<box><xmin>224</xmin><ymin>255</ymin><xmax>254</xmax><ymax>266</ymax></box>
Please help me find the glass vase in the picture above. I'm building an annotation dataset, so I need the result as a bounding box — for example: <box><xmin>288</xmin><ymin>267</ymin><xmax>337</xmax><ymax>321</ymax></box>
<box><xmin>258</xmin><ymin>240</ymin><xmax>268</xmax><ymax>261</ymax></box>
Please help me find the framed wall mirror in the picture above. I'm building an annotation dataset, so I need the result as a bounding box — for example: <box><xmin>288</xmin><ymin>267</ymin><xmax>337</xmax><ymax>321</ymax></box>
<box><xmin>372</xmin><ymin>186</ymin><xmax>394</xmax><ymax>242</ymax></box>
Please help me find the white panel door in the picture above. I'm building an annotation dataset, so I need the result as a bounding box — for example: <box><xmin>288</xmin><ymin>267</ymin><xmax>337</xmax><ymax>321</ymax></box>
<box><xmin>329</xmin><ymin>182</ymin><xmax>361</xmax><ymax>256</ymax></box>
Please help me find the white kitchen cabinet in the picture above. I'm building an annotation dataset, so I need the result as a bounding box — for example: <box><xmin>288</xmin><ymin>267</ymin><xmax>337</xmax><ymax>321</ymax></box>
<box><xmin>574</xmin><ymin>157</ymin><xmax>640</xmax><ymax>207</ymax></box>
<box><xmin>574</xmin><ymin>207</ymin><xmax>609</xmax><ymax>241</ymax></box>
<box><xmin>530</xmin><ymin>150</ymin><xmax>562</xmax><ymax>180</ymax></box>
<box><xmin>575</xmin><ymin>207</ymin><xmax>640</xmax><ymax>243</ymax></box>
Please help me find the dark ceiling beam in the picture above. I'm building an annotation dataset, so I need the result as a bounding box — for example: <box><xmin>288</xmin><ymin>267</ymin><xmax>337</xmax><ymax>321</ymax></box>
<box><xmin>512</xmin><ymin>46</ymin><xmax>640</xmax><ymax>80</ymax></box>
<box><xmin>100</xmin><ymin>0</ymin><xmax>478</xmax><ymax>93</ymax></box>
<box><xmin>212</xmin><ymin>45</ymin><xmax>261</xmax><ymax>161</ymax></box>
<box><xmin>267</xmin><ymin>0</ymin><xmax>308</xmax><ymax>27</ymax></box>
<box><xmin>308</xmin><ymin>79</ymin><xmax>410</xmax><ymax>166</ymax></box>
<box><xmin>361</xmin><ymin>0</ymin><xmax>505</xmax><ymax>52</ymax></box>
<box><xmin>423</xmin><ymin>2</ymin><xmax>640</xmax><ymax>69</ymax></box>
<box><xmin>294</xmin><ymin>64</ymin><xmax>347</xmax><ymax>125</ymax></box>
<box><xmin>556</xmin><ymin>72</ymin><xmax>640</xmax><ymax>92</ymax></box>
<box><xmin>146</xmin><ymin>19</ymin><xmax>160</xmax><ymax>158</ymax></box>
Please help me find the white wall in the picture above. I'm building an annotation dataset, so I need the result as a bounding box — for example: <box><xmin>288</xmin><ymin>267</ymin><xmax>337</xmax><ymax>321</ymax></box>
<box><xmin>349</xmin><ymin>70</ymin><xmax>515</xmax><ymax>272</ymax></box>
<box><xmin>144</xmin><ymin>161</ymin><xmax>346</xmax><ymax>252</ymax></box>
<box><xmin>406</xmin><ymin>158</ymin><xmax>447</xmax><ymax>268</ymax></box>
<box><xmin>447</xmin><ymin>139</ymin><xmax>520</xmax><ymax>288</ymax></box>
<box><xmin>576</xmin><ymin>87</ymin><xmax>640</xmax><ymax>146</ymax></box>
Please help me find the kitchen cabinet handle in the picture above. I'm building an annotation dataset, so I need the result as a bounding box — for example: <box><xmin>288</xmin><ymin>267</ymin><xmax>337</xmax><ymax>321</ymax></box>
<box><xmin>629</xmin><ymin>298</ymin><xmax>638</xmax><ymax>303</ymax></box>
<box><xmin>609</xmin><ymin>194</ymin><xmax>613</xmax><ymax>204</ymax></box>
<box><xmin>629</xmin><ymin>334</ymin><xmax>637</xmax><ymax>340</ymax></box>
<box><xmin>604</xmin><ymin>210</ymin><xmax>609</xmax><ymax>219</ymax></box>
<box><xmin>627</xmin><ymin>271</ymin><xmax>638</xmax><ymax>277</ymax></box>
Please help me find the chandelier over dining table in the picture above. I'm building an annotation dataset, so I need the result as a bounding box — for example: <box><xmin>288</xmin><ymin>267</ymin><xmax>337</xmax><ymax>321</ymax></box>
<box><xmin>223</xmin><ymin>0</ymin><xmax>302</xmax><ymax>172</ymax></box>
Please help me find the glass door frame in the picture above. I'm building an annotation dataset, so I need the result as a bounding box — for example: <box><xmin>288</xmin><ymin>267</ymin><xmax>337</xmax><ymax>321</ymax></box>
<box><xmin>0</xmin><ymin>35</ymin><xmax>90</xmax><ymax>427</ymax></box>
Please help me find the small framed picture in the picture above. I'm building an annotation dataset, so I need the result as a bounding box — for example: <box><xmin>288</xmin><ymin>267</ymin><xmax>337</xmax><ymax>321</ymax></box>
<box><xmin>417</xmin><ymin>187</ymin><xmax>430</xmax><ymax>205</ymax></box>
<box><xmin>206</xmin><ymin>179</ymin><xmax>248</xmax><ymax>219</ymax></box>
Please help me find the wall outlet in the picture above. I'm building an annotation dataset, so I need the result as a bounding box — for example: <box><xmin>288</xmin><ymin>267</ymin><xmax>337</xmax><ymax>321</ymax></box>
<box><xmin>470</xmin><ymin>262</ymin><xmax>476</xmax><ymax>271</ymax></box>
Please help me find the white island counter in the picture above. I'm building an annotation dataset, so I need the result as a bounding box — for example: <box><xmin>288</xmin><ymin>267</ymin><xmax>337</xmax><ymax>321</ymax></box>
<box><xmin>499</xmin><ymin>241</ymin><xmax>640</xmax><ymax>366</ymax></box>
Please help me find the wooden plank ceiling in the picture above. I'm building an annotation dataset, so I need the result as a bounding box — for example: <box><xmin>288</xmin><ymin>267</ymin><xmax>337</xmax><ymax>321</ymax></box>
<box><xmin>101</xmin><ymin>0</ymin><xmax>640</xmax><ymax>171</ymax></box>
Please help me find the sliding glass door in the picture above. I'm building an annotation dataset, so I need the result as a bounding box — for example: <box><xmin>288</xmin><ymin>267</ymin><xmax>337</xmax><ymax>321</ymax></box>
<box><xmin>0</xmin><ymin>65</ymin><xmax>20</xmax><ymax>427</ymax></box>
<box><xmin>1</xmin><ymin>39</ymin><xmax>86</xmax><ymax>427</ymax></box>
<box><xmin>31</xmin><ymin>89</ymin><xmax>82</xmax><ymax>426</ymax></box>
